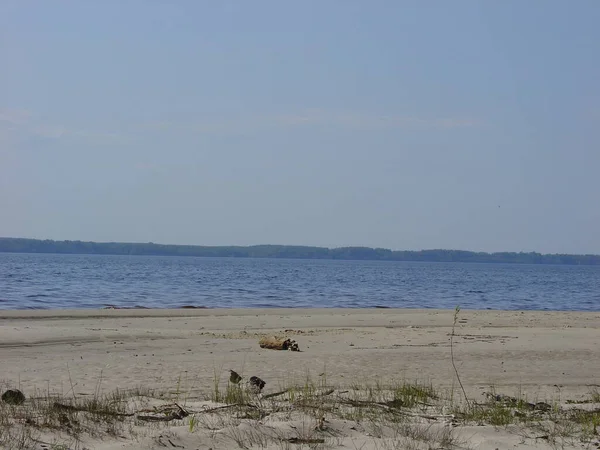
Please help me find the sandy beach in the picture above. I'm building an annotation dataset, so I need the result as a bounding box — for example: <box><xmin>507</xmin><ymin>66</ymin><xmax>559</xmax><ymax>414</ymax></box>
<box><xmin>2</xmin><ymin>308</ymin><xmax>600</xmax><ymax>449</ymax></box>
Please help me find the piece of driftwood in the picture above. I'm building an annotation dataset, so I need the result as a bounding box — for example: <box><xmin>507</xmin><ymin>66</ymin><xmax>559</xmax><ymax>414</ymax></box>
<box><xmin>259</xmin><ymin>336</ymin><xmax>300</xmax><ymax>351</ymax></box>
<box><xmin>335</xmin><ymin>398</ymin><xmax>452</xmax><ymax>421</ymax></box>
<box><xmin>263</xmin><ymin>389</ymin><xmax>290</xmax><ymax>399</ymax></box>
<box><xmin>136</xmin><ymin>403</ymin><xmax>189</xmax><ymax>422</ymax></box>
<box><xmin>315</xmin><ymin>388</ymin><xmax>335</xmax><ymax>397</ymax></box>
<box><xmin>196</xmin><ymin>403</ymin><xmax>259</xmax><ymax>414</ymax></box>
<box><xmin>52</xmin><ymin>402</ymin><xmax>134</xmax><ymax>417</ymax></box>
<box><xmin>286</xmin><ymin>437</ymin><xmax>325</xmax><ymax>444</ymax></box>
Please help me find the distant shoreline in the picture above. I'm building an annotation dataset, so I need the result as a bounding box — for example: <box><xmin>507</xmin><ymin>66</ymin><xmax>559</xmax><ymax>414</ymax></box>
<box><xmin>1</xmin><ymin>237</ymin><xmax>599</xmax><ymax>265</ymax></box>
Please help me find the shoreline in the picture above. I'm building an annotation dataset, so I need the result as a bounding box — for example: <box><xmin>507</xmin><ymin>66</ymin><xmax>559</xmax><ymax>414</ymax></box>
<box><xmin>1</xmin><ymin>306</ymin><xmax>599</xmax><ymax>320</ymax></box>
<box><xmin>3</xmin><ymin>306</ymin><xmax>458</xmax><ymax>320</ymax></box>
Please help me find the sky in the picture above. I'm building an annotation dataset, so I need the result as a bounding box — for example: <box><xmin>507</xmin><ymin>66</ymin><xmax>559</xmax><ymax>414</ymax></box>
<box><xmin>1</xmin><ymin>1</ymin><xmax>599</xmax><ymax>254</ymax></box>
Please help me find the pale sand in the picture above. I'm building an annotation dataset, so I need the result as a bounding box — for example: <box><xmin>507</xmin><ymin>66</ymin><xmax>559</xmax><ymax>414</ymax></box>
<box><xmin>1</xmin><ymin>308</ymin><xmax>600</xmax><ymax>449</ymax></box>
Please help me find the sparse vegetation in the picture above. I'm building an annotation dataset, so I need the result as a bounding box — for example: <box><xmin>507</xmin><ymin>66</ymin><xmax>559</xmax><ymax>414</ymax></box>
<box><xmin>450</xmin><ymin>305</ymin><xmax>470</xmax><ymax>411</ymax></box>
<box><xmin>2</xmin><ymin>370</ymin><xmax>600</xmax><ymax>449</ymax></box>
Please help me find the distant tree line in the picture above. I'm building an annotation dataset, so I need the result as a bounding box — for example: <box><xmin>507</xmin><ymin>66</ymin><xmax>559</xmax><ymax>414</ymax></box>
<box><xmin>0</xmin><ymin>237</ymin><xmax>598</xmax><ymax>265</ymax></box>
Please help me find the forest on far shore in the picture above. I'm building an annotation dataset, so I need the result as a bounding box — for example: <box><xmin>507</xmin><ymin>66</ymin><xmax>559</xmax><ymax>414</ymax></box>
<box><xmin>0</xmin><ymin>237</ymin><xmax>598</xmax><ymax>265</ymax></box>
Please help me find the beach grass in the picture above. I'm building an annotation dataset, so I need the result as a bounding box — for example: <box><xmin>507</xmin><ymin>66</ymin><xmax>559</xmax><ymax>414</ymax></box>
<box><xmin>2</xmin><ymin>371</ymin><xmax>600</xmax><ymax>450</ymax></box>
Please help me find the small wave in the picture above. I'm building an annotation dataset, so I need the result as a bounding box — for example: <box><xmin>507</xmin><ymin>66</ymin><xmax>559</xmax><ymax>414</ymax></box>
<box><xmin>25</xmin><ymin>294</ymin><xmax>51</xmax><ymax>298</ymax></box>
<box><xmin>102</xmin><ymin>304</ymin><xmax>151</xmax><ymax>309</ymax></box>
<box><xmin>250</xmin><ymin>302</ymin><xmax>285</xmax><ymax>307</ymax></box>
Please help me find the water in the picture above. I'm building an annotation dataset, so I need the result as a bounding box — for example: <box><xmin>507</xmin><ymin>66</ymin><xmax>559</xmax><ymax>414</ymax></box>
<box><xmin>0</xmin><ymin>252</ymin><xmax>599</xmax><ymax>310</ymax></box>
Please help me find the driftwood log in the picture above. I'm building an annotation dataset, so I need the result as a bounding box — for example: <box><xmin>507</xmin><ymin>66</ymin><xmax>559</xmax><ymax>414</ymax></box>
<box><xmin>258</xmin><ymin>336</ymin><xmax>300</xmax><ymax>351</ymax></box>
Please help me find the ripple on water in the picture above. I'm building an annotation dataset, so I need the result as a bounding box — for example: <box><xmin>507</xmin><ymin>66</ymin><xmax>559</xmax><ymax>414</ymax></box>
<box><xmin>0</xmin><ymin>253</ymin><xmax>599</xmax><ymax>310</ymax></box>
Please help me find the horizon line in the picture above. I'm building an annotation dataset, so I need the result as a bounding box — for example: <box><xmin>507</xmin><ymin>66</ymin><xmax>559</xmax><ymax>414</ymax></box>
<box><xmin>0</xmin><ymin>236</ymin><xmax>598</xmax><ymax>258</ymax></box>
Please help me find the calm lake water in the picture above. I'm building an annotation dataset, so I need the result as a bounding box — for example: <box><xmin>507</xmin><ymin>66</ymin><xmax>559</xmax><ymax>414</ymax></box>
<box><xmin>0</xmin><ymin>253</ymin><xmax>599</xmax><ymax>310</ymax></box>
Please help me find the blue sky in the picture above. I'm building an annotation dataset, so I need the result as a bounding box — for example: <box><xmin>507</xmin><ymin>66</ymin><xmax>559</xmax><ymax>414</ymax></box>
<box><xmin>1</xmin><ymin>1</ymin><xmax>599</xmax><ymax>253</ymax></box>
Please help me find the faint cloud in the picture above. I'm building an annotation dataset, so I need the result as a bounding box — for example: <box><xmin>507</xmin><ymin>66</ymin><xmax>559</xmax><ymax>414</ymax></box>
<box><xmin>139</xmin><ymin>110</ymin><xmax>481</xmax><ymax>135</ymax></box>
<box><xmin>0</xmin><ymin>108</ymin><xmax>32</xmax><ymax>125</ymax></box>
<box><xmin>32</xmin><ymin>124</ymin><xmax>66</xmax><ymax>139</ymax></box>
<box><xmin>285</xmin><ymin>112</ymin><xmax>481</xmax><ymax>129</ymax></box>
<box><xmin>2</xmin><ymin>107</ymin><xmax>480</xmax><ymax>145</ymax></box>
<box><xmin>0</xmin><ymin>107</ymin><xmax>124</xmax><ymax>143</ymax></box>
<box><xmin>435</xmin><ymin>118</ymin><xmax>479</xmax><ymax>128</ymax></box>
<box><xmin>70</xmin><ymin>129</ymin><xmax>125</xmax><ymax>141</ymax></box>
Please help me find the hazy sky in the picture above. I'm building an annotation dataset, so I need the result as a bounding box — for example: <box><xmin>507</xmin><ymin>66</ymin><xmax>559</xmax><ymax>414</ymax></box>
<box><xmin>1</xmin><ymin>1</ymin><xmax>599</xmax><ymax>253</ymax></box>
